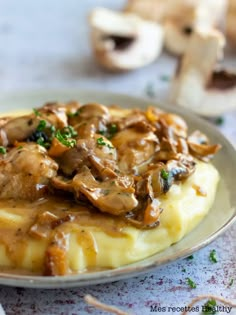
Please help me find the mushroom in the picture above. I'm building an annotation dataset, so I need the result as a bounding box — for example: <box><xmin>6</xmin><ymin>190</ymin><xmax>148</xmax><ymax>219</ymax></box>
<box><xmin>0</xmin><ymin>144</ymin><xmax>58</xmax><ymax>200</ymax></box>
<box><xmin>53</xmin><ymin>166</ymin><xmax>138</xmax><ymax>216</ymax></box>
<box><xmin>226</xmin><ymin>0</ymin><xmax>236</xmax><ymax>47</ymax></box>
<box><xmin>170</xmin><ymin>29</ymin><xmax>236</xmax><ymax>116</ymax></box>
<box><xmin>89</xmin><ymin>7</ymin><xmax>164</xmax><ymax>71</ymax></box>
<box><xmin>58</xmin><ymin>136</ymin><xmax>117</xmax><ymax>178</ymax></box>
<box><xmin>163</xmin><ymin>0</ymin><xmax>227</xmax><ymax>55</ymax></box>
<box><xmin>125</xmin><ymin>0</ymin><xmax>227</xmax><ymax>55</ymax></box>
<box><xmin>187</xmin><ymin>130</ymin><xmax>221</xmax><ymax>161</ymax></box>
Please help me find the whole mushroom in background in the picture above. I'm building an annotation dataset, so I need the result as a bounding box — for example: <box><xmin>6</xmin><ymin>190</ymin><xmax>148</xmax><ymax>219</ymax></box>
<box><xmin>89</xmin><ymin>7</ymin><xmax>164</xmax><ymax>71</ymax></box>
<box><xmin>125</xmin><ymin>0</ymin><xmax>227</xmax><ymax>55</ymax></box>
<box><xmin>170</xmin><ymin>29</ymin><xmax>236</xmax><ymax>116</ymax></box>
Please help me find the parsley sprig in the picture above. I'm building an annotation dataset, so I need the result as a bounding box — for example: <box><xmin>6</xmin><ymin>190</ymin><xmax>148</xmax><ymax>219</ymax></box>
<box><xmin>161</xmin><ymin>169</ymin><xmax>169</xmax><ymax>180</ymax></box>
<box><xmin>202</xmin><ymin>299</ymin><xmax>217</xmax><ymax>315</ymax></box>
<box><xmin>186</xmin><ymin>277</ymin><xmax>197</xmax><ymax>289</ymax></box>
<box><xmin>55</xmin><ymin>126</ymin><xmax>77</xmax><ymax>148</ymax></box>
<box><xmin>97</xmin><ymin>137</ymin><xmax>114</xmax><ymax>149</ymax></box>
<box><xmin>209</xmin><ymin>249</ymin><xmax>217</xmax><ymax>263</ymax></box>
<box><xmin>0</xmin><ymin>146</ymin><xmax>6</xmax><ymax>155</ymax></box>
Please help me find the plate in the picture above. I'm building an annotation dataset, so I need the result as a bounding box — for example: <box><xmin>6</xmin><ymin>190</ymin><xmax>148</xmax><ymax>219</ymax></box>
<box><xmin>0</xmin><ymin>89</ymin><xmax>235</xmax><ymax>289</ymax></box>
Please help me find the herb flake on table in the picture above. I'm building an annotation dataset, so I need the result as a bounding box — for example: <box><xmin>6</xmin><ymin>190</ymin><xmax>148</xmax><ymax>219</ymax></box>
<box><xmin>214</xmin><ymin>116</ymin><xmax>224</xmax><ymax>126</ymax></box>
<box><xmin>159</xmin><ymin>74</ymin><xmax>170</xmax><ymax>82</ymax></box>
<box><xmin>229</xmin><ymin>279</ymin><xmax>234</xmax><ymax>286</ymax></box>
<box><xmin>145</xmin><ymin>82</ymin><xmax>156</xmax><ymax>98</ymax></box>
<box><xmin>202</xmin><ymin>299</ymin><xmax>217</xmax><ymax>315</ymax></box>
<box><xmin>186</xmin><ymin>277</ymin><xmax>197</xmax><ymax>289</ymax></box>
<box><xmin>186</xmin><ymin>255</ymin><xmax>194</xmax><ymax>260</ymax></box>
<box><xmin>209</xmin><ymin>249</ymin><xmax>217</xmax><ymax>263</ymax></box>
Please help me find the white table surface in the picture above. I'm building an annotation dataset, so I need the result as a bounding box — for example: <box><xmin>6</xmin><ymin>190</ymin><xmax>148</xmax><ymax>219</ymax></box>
<box><xmin>0</xmin><ymin>1</ymin><xmax>235</xmax><ymax>314</ymax></box>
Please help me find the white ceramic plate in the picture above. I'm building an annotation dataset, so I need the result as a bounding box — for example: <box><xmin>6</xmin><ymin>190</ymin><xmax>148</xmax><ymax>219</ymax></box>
<box><xmin>0</xmin><ymin>89</ymin><xmax>235</xmax><ymax>289</ymax></box>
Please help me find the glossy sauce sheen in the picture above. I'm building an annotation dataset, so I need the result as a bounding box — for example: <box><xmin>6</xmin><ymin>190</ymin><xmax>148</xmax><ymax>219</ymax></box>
<box><xmin>0</xmin><ymin>197</ymin><xmax>127</xmax><ymax>274</ymax></box>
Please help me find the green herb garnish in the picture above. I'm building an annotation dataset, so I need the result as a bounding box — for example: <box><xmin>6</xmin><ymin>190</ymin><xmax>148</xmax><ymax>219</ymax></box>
<box><xmin>37</xmin><ymin>120</ymin><xmax>47</xmax><ymax>131</ymax></box>
<box><xmin>36</xmin><ymin>137</ymin><xmax>50</xmax><ymax>148</ymax></box>
<box><xmin>202</xmin><ymin>299</ymin><xmax>217</xmax><ymax>315</ymax></box>
<box><xmin>215</xmin><ymin>116</ymin><xmax>224</xmax><ymax>126</ymax></box>
<box><xmin>0</xmin><ymin>146</ymin><xmax>6</xmax><ymax>154</ymax></box>
<box><xmin>229</xmin><ymin>279</ymin><xmax>234</xmax><ymax>286</ymax></box>
<box><xmin>55</xmin><ymin>130</ymin><xmax>76</xmax><ymax>148</ymax></box>
<box><xmin>109</xmin><ymin>124</ymin><xmax>118</xmax><ymax>137</ymax></box>
<box><xmin>161</xmin><ymin>169</ymin><xmax>169</xmax><ymax>180</ymax></box>
<box><xmin>33</xmin><ymin>108</ymin><xmax>41</xmax><ymax>117</ymax></box>
<box><xmin>97</xmin><ymin>137</ymin><xmax>106</xmax><ymax>146</ymax></box>
<box><xmin>186</xmin><ymin>277</ymin><xmax>197</xmax><ymax>289</ymax></box>
<box><xmin>182</xmin><ymin>268</ymin><xmax>186</xmax><ymax>272</ymax></box>
<box><xmin>61</xmin><ymin>126</ymin><xmax>78</xmax><ymax>138</ymax></box>
<box><xmin>67</xmin><ymin>109</ymin><xmax>81</xmax><ymax>118</ymax></box>
<box><xmin>209</xmin><ymin>249</ymin><xmax>217</xmax><ymax>263</ymax></box>
<box><xmin>186</xmin><ymin>255</ymin><xmax>194</xmax><ymax>260</ymax></box>
<box><xmin>160</xmin><ymin>74</ymin><xmax>170</xmax><ymax>82</ymax></box>
<box><xmin>17</xmin><ymin>146</ymin><xmax>23</xmax><ymax>150</ymax></box>
<box><xmin>145</xmin><ymin>82</ymin><xmax>156</xmax><ymax>98</ymax></box>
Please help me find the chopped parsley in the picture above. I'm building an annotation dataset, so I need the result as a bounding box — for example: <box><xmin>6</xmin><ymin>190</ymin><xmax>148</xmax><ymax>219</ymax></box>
<box><xmin>109</xmin><ymin>124</ymin><xmax>118</xmax><ymax>138</ymax></box>
<box><xmin>33</xmin><ymin>108</ymin><xmax>41</xmax><ymax>117</ymax></box>
<box><xmin>160</xmin><ymin>74</ymin><xmax>170</xmax><ymax>82</ymax></box>
<box><xmin>36</xmin><ymin>137</ymin><xmax>50</xmax><ymax>148</ymax></box>
<box><xmin>55</xmin><ymin>130</ymin><xmax>76</xmax><ymax>148</ymax></box>
<box><xmin>0</xmin><ymin>146</ymin><xmax>6</xmax><ymax>154</ymax></box>
<box><xmin>161</xmin><ymin>169</ymin><xmax>169</xmax><ymax>180</ymax></box>
<box><xmin>97</xmin><ymin>137</ymin><xmax>106</xmax><ymax>146</ymax></box>
<box><xmin>37</xmin><ymin>120</ymin><xmax>47</xmax><ymax>131</ymax></box>
<box><xmin>186</xmin><ymin>255</ymin><xmax>194</xmax><ymax>260</ymax></box>
<box><xmin>209</xmin><ymin>249</ymin><xmax>217</xmax><ymax>263</ymax></box>
<box><xmin>97</xmin><ymin>137</ymin><xmax>114</xmax><ymax>149</ymax></box>
<box><xmin>202</xmin><ymin>299</ymin><xmax>217</xmax><ymax>315</ymax></box>
<box><xmin>215</xmin><ymin>116</ymin><xmax>224</xmax><ymax>126</ymax></box>
<box><xmin>186</xmin><ymin>277</ymin><xmax>197</xmax><ymax>289</ymax></box>
<box><xmin>182</xmin><ymin>268</ymin><xmax>186</xmax><ymax>272</ymax></box>
<box><xmin>229</xmin><ymin>279</ymin><xmax>234</xmax><ymax>286</ymax></box>
<box><xmin>67</xmin><ymin>109</ymin><xmax>81</xmax><ymax>118</ymax></box>
<box><xmin>145</xmin><ymin>82</ymin><xmax>156</xmax><ymax>98</ymax></box>
<box><xmin>17</xmin><ymin>146</ymin><xmax>23</xmax><ymax>150</ymax></box>
<box><xmin>99</xmin><ymin>124</ymin><xmax>118</xmax><ymax>139</ymax></box>
<box><xmin>61</xmin><ymin>126</ymin><xmax>78</xmax><ymax>138</ymax></box>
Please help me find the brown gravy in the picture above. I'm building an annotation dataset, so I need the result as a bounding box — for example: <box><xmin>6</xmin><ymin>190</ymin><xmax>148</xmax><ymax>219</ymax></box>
<box><xmin>0</xmin><ymin>196</ymin><xmax>128</xmax><ymax>275</ymax></box>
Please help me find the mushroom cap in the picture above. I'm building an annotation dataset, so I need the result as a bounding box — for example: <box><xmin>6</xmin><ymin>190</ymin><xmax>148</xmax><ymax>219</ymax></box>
<box><xmin>89</xmin><ymin>7</ymin><xmax>164</xmax><ymax>71</ymax></box>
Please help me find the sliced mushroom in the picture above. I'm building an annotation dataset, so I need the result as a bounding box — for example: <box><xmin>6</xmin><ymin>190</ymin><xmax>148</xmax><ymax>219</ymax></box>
<box><xmin>111</xmin><ymin>127</ymin><xmax>159</xmax><ymax>173</ymax></box>
<box><xmin>127</xmin><ymin>174</ymin><xmax>163</xmax><ymax>228</ymax></box>
<box><xmin>0</xmin><ymin>114</ymin><xmax>39</xmax><ymax>146</ymax></box>
<box><xmin>147</xmin><ymin>156</ymin><xmax>196</xmax><ymax>198</ymax></box>
<box><xmin>72</xmin><ymin>167</ymin><xmax>138</xmax><ymax>216</ymax></box>
<box><xmin>170</xmin><ymin>29</ymin><xmax>236</xmax><ymax>116</ymax></box>
<box><xmin>89</xmin><ymin>7</ymin><xmax>164</xmax><ymax>71</ymax></box>
<box><xmin>226</xmin><ymin>0</ymin><xmax>236</xmax><ymax>47</ymax></box>
<box><xmin>188</xmin><ymin>130</ymin><xmax>221</xmax><ymax>161</ymax></box>
<box><xmin>72</xmin><ymin>103</ymin><xmax>110</xmax><ymax>138</ymax></box>
<box><xmin>58</xmin><ymin>135</ymin><xmax>117</xmax><ymax>178</ymax></box>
